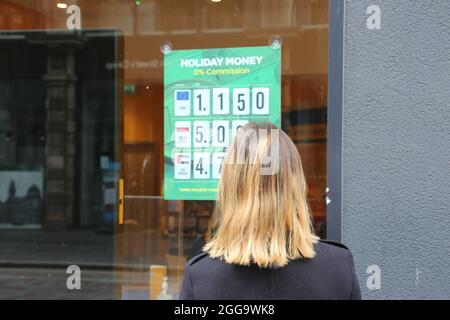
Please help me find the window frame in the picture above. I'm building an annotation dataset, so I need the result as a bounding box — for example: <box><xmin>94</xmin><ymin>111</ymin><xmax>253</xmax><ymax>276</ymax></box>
<box><xmin>327</xmin><ymin>0</ymin><xmax>344</xmax><ymax>242</ymax></box>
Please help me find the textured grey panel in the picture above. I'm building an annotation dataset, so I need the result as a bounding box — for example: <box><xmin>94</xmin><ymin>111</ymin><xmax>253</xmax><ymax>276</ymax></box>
<box><xmin>342</xmin><ymin>0</ymin><xmax>450</xmax><ymax>299</ymax></box>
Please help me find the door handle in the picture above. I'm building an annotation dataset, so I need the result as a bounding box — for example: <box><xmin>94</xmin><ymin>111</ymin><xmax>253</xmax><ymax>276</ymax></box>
<box><xmin>118</xmin><ymin>178</ymin><xmax>124</xmax><ymax>224</ymax></box>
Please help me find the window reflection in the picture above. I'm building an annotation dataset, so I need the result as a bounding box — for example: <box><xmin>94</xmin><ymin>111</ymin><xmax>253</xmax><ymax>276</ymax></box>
<box><xmin>0</xmin><ymin>29</ymin><xmax>120</xmax><ymax>299</ymax></box>
<box><xmin>0</xmin><ymin>0</ymin><xmax>328</xmax><ymax>300</ymax></box>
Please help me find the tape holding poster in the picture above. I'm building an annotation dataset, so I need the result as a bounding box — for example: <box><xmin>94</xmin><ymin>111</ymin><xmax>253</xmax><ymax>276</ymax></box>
<box><xmin>164</xmin><ymin>46</ymin><xmax>281</xmax><ymax>200</ymax></box>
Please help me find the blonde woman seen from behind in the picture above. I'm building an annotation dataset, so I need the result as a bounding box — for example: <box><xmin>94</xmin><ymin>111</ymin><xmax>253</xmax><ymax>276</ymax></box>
<box><xmin>180</xmin><ymin>122</ymin><xmax>361</xmax><ymax>300</ymax></box>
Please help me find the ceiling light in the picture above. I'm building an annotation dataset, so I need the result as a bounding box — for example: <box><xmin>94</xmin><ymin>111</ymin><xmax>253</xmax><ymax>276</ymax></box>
<box><xmin>57</xmin><ymin>3</ymin><xmax>68</xmax><ymax>9</ymax></box>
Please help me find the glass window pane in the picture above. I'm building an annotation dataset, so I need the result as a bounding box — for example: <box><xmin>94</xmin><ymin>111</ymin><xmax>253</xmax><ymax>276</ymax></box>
<box><xmin>0</xmin><ymin>0</ymin><xmax>328</xmax><ymax>299</ymax></box>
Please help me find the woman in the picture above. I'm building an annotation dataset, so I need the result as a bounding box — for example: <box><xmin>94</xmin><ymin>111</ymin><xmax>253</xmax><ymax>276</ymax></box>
<box><xmin>180</xmin><ymin>122</ymin><xmax>361</xmax><ymax>300</ymax></box>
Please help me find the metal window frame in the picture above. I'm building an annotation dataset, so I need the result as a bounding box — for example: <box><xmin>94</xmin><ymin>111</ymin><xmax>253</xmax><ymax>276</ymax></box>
<box><xmin>327</xmin><ymin>0</ymin><xmax>345</xmax><ymax>242</ymax></box>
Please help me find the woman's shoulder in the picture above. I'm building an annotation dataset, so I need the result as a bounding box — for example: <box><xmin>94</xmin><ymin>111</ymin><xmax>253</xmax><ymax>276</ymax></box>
<box><xmin>185</xmin><ymin>239</ymin><xmax>354</xmax><ymax>270</ymax></box>
<box><xmin>306</xmin><ymin>239</ymin><xmax>356</xmax><ymax>273</ymax></box>
<box><xmin>184</xmin><ymin>251</ymin><xmax>225</xmax><ymax>274</ymax></box>
<box><xmin>317</xmin><ymin>239</ymin><xmax>351</xmax><ymax>252</ymax></box>
<box><xmin>183</xmin><ymin>251</ymin><xmax>237</xmax><ymax>284</ymax></box>
<box><xmin>186</xmin><ymin>251</ymin><xmax>210</xmax><ymax>268</ymax></box>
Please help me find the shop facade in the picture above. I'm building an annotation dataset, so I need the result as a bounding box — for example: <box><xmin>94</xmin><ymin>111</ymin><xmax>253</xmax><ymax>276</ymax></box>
<box><xmin>0</xmin><ymin>0</ymin><xmax>448</xmax><ymax>299</ymax></box>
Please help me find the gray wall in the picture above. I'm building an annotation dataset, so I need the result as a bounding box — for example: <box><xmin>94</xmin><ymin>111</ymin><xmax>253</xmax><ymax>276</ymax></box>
<box><xmin>342</xmin><ymin>0</ymin><xmax>450</xmax><ymax>299</ymax></box>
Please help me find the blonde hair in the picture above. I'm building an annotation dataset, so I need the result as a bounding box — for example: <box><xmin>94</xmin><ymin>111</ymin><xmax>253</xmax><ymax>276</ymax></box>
<box><xmin>204</xmin><ymin>122</ymin><xmax>319</xmax><ymax>268</ymax></box>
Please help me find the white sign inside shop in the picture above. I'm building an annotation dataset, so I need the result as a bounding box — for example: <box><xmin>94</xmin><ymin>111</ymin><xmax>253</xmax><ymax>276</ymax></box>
<box><xmin>105</xmin><ymin>59</ymin><xmax>163</xmax><ymax>70</ymax></box>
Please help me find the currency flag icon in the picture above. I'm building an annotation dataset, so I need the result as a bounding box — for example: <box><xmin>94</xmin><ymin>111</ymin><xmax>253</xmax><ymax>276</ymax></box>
<box><xmin>176</xmin><ymin>91</ymin><xmax>189</xmax><ymax>100</ymax></box>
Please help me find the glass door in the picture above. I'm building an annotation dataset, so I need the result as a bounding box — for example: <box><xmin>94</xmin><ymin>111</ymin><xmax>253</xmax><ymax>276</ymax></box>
<box><xmin>0</xmin><ymin>27</ymin><xmax>123</xmax><ymax>299</ymax></box>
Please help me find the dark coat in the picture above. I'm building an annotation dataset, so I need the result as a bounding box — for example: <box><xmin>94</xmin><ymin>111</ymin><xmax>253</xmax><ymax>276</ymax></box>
<box><xmin>180</xmin><ymin>239</ymin><xmax>361</xmax><ymax>300</ymax></box>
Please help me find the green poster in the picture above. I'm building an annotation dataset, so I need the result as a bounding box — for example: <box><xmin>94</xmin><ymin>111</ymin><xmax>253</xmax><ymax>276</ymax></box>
<box><xmin>164</xmin><ymin>45</ymin><xmax>281</xmax><ymax>200</ymax></box>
